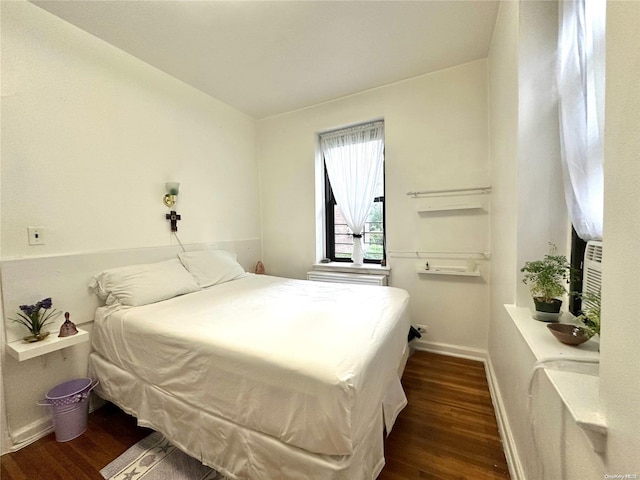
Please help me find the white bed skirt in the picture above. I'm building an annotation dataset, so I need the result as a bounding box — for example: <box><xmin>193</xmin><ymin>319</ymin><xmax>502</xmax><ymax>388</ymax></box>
<box><xmin>90</xmin><ymin>352</ymin><xmax>387</xmax><ymax>480</ymax></box>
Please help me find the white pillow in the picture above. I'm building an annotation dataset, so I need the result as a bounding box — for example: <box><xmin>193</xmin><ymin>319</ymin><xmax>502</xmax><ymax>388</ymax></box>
<box><xmin>89</xmin><ymin>258</ymin><xmax>201</xmax><ymax>306</ymax></box>
<box><xmin>178</xmin><ymin>250</ymin><xmax>247</xmax><ymax>288</ymax></box>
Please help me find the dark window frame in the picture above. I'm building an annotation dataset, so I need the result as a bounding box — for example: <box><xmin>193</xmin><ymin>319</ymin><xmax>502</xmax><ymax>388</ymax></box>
<box><xmin>569</xmin><ymin>226</ymin><xmax>588</xmax><ymax>315</ymax></box>
<box><xmin>324</xmin><ymin>160</ymin><xmax>385</xmax><ymax>264</ymax></box>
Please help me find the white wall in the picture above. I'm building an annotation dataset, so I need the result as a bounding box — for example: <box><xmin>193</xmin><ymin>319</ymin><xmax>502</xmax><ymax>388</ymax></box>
<box><xmin>514</xmin><ymin>0</ymin><xmax>569</xmax><ymax>308</ymax></box>
<box><xmin>0</xmin><ymin>1</ymin><xmax>260</xmax><ymax>451</ymax></box>
<box><xmin>488</xmin><ymin>0</ymin><xmax>519</xmax><ymax>310</ymax></box>
<box><xmin>600</xmin><ymin>0</ymin><xmax>640</xmax><ymax>473</ymax></box>
<box><xmin>1</xmin><ymin>2</ymin><xmax>260</xmax><ymax>258</ymax></box>
<box><xmin>487</xmin><ymin>2</ymin><xmax>522</xmax><ymax>473</ymax></box>
<box><xmin>258</xmin><ymin>61</ymin><xmax>490</xmax><ymax>356</ymax></box>
<box><xmin>488</xmin><ymin>1</ymin><xmax>640</xmax><ymax>478</ymax></box>
<box><xmin>486</xmin><ymin>2</ymin><xmax>583</xmax><ymax>477</ymax></box>
<box><xmin>0</xmin><ymin>32</ymin><xmax>8</xmax><ymax>447</ymax></box>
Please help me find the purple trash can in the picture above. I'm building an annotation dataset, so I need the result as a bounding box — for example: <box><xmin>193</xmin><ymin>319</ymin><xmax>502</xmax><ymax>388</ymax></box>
<box><xmin>39</xmin><ymin>378</ymin><xmax>98</xmax><ymax>442</ymax></box>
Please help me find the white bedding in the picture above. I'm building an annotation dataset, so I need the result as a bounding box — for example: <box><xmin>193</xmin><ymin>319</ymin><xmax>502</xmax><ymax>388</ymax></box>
<box><xmin>90</xmin><ymin>274</ymin><xmax>410</xmax><ymax>477</ymax></box>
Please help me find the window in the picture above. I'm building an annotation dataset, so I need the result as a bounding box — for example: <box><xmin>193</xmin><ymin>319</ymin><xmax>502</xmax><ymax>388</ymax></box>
<box><xmin>569</xmin><ymin>227</ymin><xmax>587</xmax><ymax>315</ymax></box>
<box><xmin>557</xmin><ymin>0</ymin><xmax>605</xmax><ymax>242</ymax></box>
<box><xmin>557</xmin><ymin>0</ymin><xmax>606</xmax><ymax>314</ymax></box>
<box><xmin>324</xmin><ymin>165</ymin><xmax>385</xmax><ymax>263</ymax></box>
<box><xmin>320</xmin><ymin>122</ymin><xmax>385</xmax><ymax>265</ymax></box>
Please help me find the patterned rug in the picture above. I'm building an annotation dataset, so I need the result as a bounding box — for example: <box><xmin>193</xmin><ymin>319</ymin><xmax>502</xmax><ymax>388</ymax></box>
<box><xmin>100</xmin><ymin>431</ymin><xmax>230</xmax><ymax>480</ymax></box>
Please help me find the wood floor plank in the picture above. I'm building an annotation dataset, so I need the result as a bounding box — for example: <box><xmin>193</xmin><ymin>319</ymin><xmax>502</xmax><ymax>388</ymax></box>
<box><xmin>1</xmin><ymin>351</ymin><xmax>510</xmax><ymax>480</ymax></box>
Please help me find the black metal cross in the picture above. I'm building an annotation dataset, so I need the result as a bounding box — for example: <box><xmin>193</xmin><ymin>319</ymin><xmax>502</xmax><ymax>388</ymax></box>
<box><xmin>166</xmin><ymin>210</ymin><xmax>181</xmax><ymax>232</ymax></box>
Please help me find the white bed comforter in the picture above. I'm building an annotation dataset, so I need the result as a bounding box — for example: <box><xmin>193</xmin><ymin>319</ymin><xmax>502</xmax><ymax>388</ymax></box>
<box><xmin>91</xmin><ymin>274</ymin><xmax>410</xmax><ymax>456</ymax></box>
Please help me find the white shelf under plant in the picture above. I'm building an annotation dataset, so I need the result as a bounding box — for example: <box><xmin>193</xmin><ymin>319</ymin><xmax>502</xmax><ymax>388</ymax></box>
<box><xmin>6</xmin><ymin>328</ymin><xmax>89</xmax><ymax>362</ymax></box>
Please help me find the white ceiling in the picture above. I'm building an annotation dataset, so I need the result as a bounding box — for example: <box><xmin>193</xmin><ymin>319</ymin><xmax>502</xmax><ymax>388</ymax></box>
<box><xmin>31</xmin><ymin>1</ymin><xmax>499</xmax><ymax>119</ymax></box>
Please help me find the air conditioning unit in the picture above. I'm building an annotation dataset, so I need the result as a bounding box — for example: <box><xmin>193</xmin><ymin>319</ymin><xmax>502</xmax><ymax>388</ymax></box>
<box><xmin>582</xmin><ymin>240</ymin><xmax>603</xmax><ymax>307</ymax></box>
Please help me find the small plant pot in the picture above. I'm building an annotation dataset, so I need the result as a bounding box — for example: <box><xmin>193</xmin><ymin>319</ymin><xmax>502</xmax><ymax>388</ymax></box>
<box><xmin>532</xmin><ymin>298</ymin><xmax>562</xmax><ymax>322</ymax></box>
<box><xmin>533</xmin><ymin>298</ymin><xmax>562</xmax><ymax>313</ymax></box>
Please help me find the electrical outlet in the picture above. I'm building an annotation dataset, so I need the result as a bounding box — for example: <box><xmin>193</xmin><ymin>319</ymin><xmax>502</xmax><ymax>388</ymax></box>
<box><xmin>28</xmin><ymin>226</ymin><xmax>45</xmax><ymax>245</ymax></box>
<box><xmin>415</xmin><ymin>324</ymin><xmax>428</xmax><ymax>334</ymax></box>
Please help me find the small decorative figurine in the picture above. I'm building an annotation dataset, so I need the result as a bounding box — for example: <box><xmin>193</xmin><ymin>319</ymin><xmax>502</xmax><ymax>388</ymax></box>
<box><xmin>255</xmin><ymin>261</ymin><xmax>265</xmax><ymax>274</ymax></box>
<box><xmin>58</xmin><ymin>311</ymin><xmax>78</xmax><ymax>337</ymax></box>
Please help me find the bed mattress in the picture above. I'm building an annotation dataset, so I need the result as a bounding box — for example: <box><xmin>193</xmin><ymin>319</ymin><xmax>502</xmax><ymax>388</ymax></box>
<box><xmin>90</xmin><ymin>274</ymin><xmax>410</xmax><ymax>475</ymax></box>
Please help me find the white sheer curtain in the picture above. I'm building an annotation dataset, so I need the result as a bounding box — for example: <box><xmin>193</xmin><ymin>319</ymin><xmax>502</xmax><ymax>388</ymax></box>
<box><xmin>321</xmin><ymin>122</ymin><xmax>384</xmax><ymax>265</ymax></box>
<box><xmin>557</xmin><ymin>0</ymin><xmax>606</xmax><ymax>241</ymax></box>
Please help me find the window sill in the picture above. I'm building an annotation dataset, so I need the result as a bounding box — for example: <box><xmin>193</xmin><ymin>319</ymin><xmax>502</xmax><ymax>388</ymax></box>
<box><xmin>504</xmin><ymin>304</ymin><xmax>606</xmax><ymax>453</ymax></box>
<box><xmin>311</xmin><ymin>262</ymin><xmax>391</xmax><ymax>276</ymax></box>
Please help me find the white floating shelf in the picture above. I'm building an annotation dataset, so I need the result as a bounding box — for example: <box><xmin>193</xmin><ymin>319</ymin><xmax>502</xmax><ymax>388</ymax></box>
<box><xmin>6</xmin><ymin>328</ymin><xmax>89</xmax><ymax>362</ymax></box>
<box><xmin>417</xmin><ymin>203</ymin><xmax>483</xmax><ymax>213</ymax></box>
<box><xmin>417</xmin><ymin>267</ymin><xmax>481</xmax><ymax>277</ymax></box>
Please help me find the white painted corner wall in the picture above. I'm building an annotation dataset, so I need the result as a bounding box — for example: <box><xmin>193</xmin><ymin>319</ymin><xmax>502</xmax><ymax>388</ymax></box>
<box><xmin>1</xmin><ymin>1</ymin><xmax>261</xmax><ymax>259</ymax></box>
<box><xmin>487</xmin><ymin>1</ymin><xmax>640</xmax><ymax>478</ymax></box>
<box><xmin>258</xmin><ymin>60</ymin><xmax>491</xmax><ymax>355</ymax></box>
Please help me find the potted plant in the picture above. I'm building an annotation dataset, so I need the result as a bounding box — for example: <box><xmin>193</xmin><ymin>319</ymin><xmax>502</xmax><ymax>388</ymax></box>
<box><xmin>11</xmin><ymin>297</ymin><xmax>60</xmax><ymax>342</ymax></box>
<box><xmin>576</xmin><ymin>290</ymin><xmax>601</xmax><ymax>338</ymax></box>
<box><xmin>520</xmin><ymin>244</ymin><xmax>572</xmax><ymax>319</ymax></box>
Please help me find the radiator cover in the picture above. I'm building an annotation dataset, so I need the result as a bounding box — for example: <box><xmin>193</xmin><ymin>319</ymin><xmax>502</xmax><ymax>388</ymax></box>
<box><xmin>306</xmin><ymin>271</ymin><xmax>387</xmax><ymax>286</ymax></box>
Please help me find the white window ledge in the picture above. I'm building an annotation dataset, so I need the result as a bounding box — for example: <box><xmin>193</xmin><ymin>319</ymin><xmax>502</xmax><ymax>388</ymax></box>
<box><xmin>504</xmin><ymin>304</ymin><xmax>607</xmax><ymax>453</ymax></box>
<box><xmin>311</xmin><ymin>262</ymin><xmax>390</xmax><ymax>276</ymax></box>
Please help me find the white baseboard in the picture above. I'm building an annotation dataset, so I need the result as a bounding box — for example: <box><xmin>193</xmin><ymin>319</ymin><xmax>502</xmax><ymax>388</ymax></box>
<box><xmin>6</xmin><ymin>417</ymin><xmax>53</xmax><ymax>453</ymax></box>
<box><xmin>485</xmin><ymin>356</ymin><xmax>525</xmax><ymax>480</ymax></box>
<box><xmin>6</xmin><ymin>398</ymin><xmax>104</xmax><ymax>453</ymax></box>
<box><xmin>413</xmin><ymin>339</ymin><xmax>487</xmax><ymax>362</ymax></box>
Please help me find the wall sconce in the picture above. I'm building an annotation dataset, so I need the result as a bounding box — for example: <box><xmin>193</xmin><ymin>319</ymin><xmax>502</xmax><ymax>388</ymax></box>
<box><xmin>163</xmin><ymin>182</ymin><xmax>180</xmax><ymax>208</ymax></box>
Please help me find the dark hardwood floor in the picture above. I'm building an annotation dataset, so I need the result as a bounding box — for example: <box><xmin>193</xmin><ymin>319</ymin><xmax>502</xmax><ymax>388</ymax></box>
<box><xmin>378</xmin><ymin>351</ymin><xmax>510</xmax><ymax>480</ymax></box>
<box><xmin>1</xmin><ymin>351</ymin><xmax>509</xmax><ymax>480</ymax></box>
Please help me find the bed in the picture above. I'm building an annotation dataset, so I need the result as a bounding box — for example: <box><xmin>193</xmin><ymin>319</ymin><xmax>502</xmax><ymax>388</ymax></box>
<box><xmin>88</xmin><ymin>251</ymin><xmax>410</xmax><ymax>480</ymax></box>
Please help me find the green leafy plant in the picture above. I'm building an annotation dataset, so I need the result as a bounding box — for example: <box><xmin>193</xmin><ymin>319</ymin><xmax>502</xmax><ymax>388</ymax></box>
<box><xmin>576</xmin><ymin>290</ymin><xmax>601</xmax><ymax>338</ymax></box>
<box><xmin>11</xmin><ymin>297</ymin><xmax>60</xmax><ymax>337</ymax></box>
<box><xmin>520</xmin><ymin>244</ymin><xmax>572</xmax><ymax>303</ymax></box>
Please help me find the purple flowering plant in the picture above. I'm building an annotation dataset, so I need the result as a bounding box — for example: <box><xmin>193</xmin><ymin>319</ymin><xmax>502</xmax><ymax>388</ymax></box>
<box><xmin>12</xmin><ymin>297</ymin><xmax>61</xmax><ymax>337</ymax></box>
